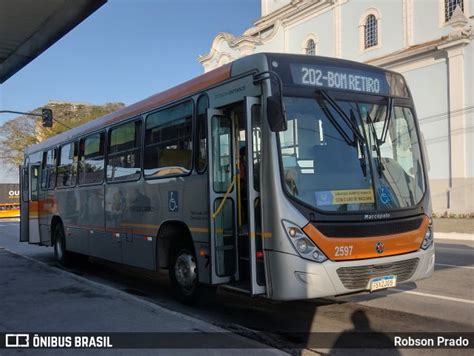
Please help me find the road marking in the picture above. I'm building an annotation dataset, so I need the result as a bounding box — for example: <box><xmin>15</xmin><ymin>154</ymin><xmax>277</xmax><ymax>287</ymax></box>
<box><xmin>393</xmin><ymin>289</ymin><xmax>474</xmax><ymax>304</ymax></box>
<box><xmin>435</xmin><ymin>263</ymin><xmax>474</xmax><ymax>270</ymax></box>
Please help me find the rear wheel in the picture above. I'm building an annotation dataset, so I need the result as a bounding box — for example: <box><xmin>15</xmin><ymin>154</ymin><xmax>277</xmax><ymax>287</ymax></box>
<box><xmin>53</xmin><ymin>224</ymin><xmax>87</xmax><ymax>266</ymax></box>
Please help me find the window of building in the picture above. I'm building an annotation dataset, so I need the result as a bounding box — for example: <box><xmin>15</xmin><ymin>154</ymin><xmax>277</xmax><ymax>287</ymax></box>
<box><xmin>107</xmin><ymin>120</ymin><xmax>142</xmax><ymax>182</ymax></box>
<box><xmin>196</xmin><ymin>95</ymin><xmax>209</xmax><ymax>173</ymax></box>
<box><xmin>41</xmin><ymin>148</ymin><xmax>57</xmax><ymax>190</ymax></box>
<box><xmin>445</xmin><ymin>0</ymin><xmax>464</xmax><ymax>21</ymax></box>
<box><xmin>79</xmin><ymin>132</ymin><xmax>105</xmax><ymax>185</ymax></box>
<box><xmin>57</xmin><ymin>142</ymin><xmax>78</xmax><ymax>187</ymax></box>
<box><xmin>365</xmin><ymin>14</ymin><xmax>378</xmax><ymax>49</ymax></box>
<box><xmin>305</xmin><ymin>39</ymin><xmax>316</xmax><ymax>55</ymax></box>
<box><xmin>144</xmin><ymin>101</ymin><xmax>193</xmax><ymax>178</ymax></box>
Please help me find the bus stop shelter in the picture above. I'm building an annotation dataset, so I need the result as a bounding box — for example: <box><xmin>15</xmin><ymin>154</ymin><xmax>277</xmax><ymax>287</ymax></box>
<box><xmin>0</xmin><ymin>0</ymin><xmax>106</xmax><ymax>83</ymax></box>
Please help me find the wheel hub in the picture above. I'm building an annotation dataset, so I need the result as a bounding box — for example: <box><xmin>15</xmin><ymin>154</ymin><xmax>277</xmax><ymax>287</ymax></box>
<box><xmin>55</xmin><ymin>236</ymin><xmax>63</xmax><ymax>260</ymax></box>
<box><xmin>174</xmin><ymin>252</ymin><xmax>197</xmax><ymax>291</ymax></box>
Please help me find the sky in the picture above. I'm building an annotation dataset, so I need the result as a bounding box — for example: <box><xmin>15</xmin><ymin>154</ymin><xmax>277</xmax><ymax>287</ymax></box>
<box><xmin>0</xmin><ymin>0</ymin><xmax>260</xmax><ymax>182</ymax></box>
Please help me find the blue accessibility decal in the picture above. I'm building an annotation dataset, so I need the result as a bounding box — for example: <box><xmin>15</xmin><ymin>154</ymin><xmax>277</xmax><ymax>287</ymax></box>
<box><xmin>378</xmin><ymin>186</ymin><xmax>391</xmax><ymax>205</ymax></box>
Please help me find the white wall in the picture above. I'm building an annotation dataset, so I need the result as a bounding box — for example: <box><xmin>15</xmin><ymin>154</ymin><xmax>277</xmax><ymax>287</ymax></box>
<box><xmin>403</xmin><ymin>62</ymin><xmax>450</xmax><ymax>180</ymax></box>
<box><xmin>341</xmin><ymin>0</ymin><xmax>404</xmax><ymax>61</ymax></box>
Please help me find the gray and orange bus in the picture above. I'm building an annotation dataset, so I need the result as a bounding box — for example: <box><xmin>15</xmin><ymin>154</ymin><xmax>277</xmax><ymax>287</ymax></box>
<box><xmin>20</xmin><ymin>53</ymin><xmax>434</xmax><ymax>302</ymax></box>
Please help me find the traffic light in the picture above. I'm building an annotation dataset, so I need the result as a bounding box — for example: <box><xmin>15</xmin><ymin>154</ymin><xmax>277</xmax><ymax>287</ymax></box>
<box><xmin>42</xmin><ymin>108</ymin><xmax>53</xmax><ymax>127</ymax></box>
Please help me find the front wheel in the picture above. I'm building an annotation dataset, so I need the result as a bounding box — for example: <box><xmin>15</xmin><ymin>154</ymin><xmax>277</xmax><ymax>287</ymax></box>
<box><xmin>169</xmin><ymin>247</ymin><xmax>213</xmax><ymax>304</ymax></box>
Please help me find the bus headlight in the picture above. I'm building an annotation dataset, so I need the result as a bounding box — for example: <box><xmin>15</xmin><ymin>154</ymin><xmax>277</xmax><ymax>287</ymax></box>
<box><xmin>282</xmin><ymin>220</ymin><xmax>327</xmax><ymax>263</ymax></box>
<box><xmin>421</xmin><ymin>223</ymin><xmax>433</xmax><ymax>250</ymax></box>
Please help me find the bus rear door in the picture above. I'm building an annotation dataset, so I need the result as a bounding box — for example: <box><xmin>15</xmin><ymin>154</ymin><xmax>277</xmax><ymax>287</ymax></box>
<box><xmin>20</xmin><ymin>163</ymin><xmax>41</xmax><ymax>244</ymax></box>
<box><xmin>20</xmin><ymin>165</ymin><xmax>29</xmax><ymax>242</ymax></box>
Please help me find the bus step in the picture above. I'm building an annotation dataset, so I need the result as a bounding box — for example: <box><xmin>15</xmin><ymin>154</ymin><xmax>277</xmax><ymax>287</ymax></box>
<box><xmin>222</xmin><ymin>283</ymin><xmax>251</xmax><ymax>295</ymax></box>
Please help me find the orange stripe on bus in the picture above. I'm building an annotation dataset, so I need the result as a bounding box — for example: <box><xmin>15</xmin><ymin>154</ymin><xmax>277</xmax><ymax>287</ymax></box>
<box><xmin>303</xmin><ymin>216</ymin><xmax>429</xmax><ymax>261</ymax></box>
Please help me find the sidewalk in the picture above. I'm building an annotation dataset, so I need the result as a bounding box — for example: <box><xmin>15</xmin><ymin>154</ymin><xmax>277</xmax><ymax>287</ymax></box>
<box><xmin>0</xmin><ymin>248</ymin><xmax>283</xmax><ymax>353</ymax></box>
<box><xmin>433</xmin><ymin>218</ymin><xmax>473</xmax><ymax>241</ymax></box>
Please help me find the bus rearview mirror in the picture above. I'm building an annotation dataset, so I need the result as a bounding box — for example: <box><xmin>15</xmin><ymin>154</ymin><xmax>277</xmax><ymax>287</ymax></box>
<box><xmin>267</xmin><ymin>96</ymin><xmax>287</xmax><ymax>132</ymax></box>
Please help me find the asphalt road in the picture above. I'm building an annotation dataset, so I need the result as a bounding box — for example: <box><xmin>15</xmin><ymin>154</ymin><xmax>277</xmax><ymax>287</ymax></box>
<box><xmin>0</xmin><ymin>219</ymin><xmax>472</xmax><ymax>354</ymax></box>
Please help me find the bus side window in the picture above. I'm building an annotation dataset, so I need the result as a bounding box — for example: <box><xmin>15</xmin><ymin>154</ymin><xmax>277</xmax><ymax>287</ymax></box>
<box><xmin>41</xmin><ymin>149</ymin><xmax>57</xmax><ymax>190</ymax></box>
<box><xmin>144</xmin><ymin>101</ymin><xmax>193</xmax><ymax>178</ymax></box>
<box><xmin>57</xmin><ymin>142</ymin><xmax>77</xmax><ymax>187</ymax></box>
<box><xmin>196</xmin><ymin>95</ymin><xmax>209</xmax><ymax>173</ymax></box>
<box><xmin>31</xmin><ymin>165</ymin><xmax>39</xmax><ymax>201</ymax></box>
<box><xmin>22</xmin><ymin>167</ymin><xmax>29</xmax><ymax>202</ymax></box>
<box><xmin>79</xmin><ymin>132</ymin><xmax>105</xmax><ymax>185</ymax></box>
<box><xmin>107</xmin><ymin>120</ymin><xmax>142</xmax><ymax>182</ymax></box>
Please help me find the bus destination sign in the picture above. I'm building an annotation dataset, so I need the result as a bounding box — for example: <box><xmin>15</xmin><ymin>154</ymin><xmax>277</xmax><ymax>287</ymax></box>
<box><xmin>290</xmin><ymin>63</ymin><xmax>390</xmax><ymax>95</ymax></box>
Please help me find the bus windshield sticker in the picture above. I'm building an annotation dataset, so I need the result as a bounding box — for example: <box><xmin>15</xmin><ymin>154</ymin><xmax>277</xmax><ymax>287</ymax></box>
<box><xmin>315</xmin><ymin>189</ymin><xmax>375</xmax><ymax>206</ymax></box>
<box><xmin>378</xmin><ymin>186</ymin><xmax>392</xmax><ymax>205</ymax></box>
<box><xmin>290</xmin><ymin>63</ymin><xmax>390</xmax><ymax>95</ymax></box>
<box><xmin>168</xmin><ymin>191</ymin><xmax>179</xmax><ymax>212</ymax></box>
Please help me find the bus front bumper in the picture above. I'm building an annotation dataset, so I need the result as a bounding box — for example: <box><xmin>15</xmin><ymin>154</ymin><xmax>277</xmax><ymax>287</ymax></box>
<box><xmin>266</xmin><ymin>243</ymin><xmax>435</xmax><ymax>301</ymax></box>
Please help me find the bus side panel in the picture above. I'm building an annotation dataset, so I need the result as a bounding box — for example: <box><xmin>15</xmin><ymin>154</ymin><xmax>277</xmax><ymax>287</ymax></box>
<box><xmin>65</xmin><ymin>226</ymin><xmax>89</xmax><ymax>255</ymax></box>
<box><xmin>182</xmin><ymin>173</ymin><xmax>210</xmax><ymax>284</ymax></box>
<box><xmin>28</xmin><ymin>201</ymin><xmax>40</xmax><ymax>243</ymax></box>
<box><xmin>56</xmin><ymin>188</ymin><xmax>80</xmax><ymax>226</ymax></box>
<box><xmin>56</xmin><ymin>187</ymin><xmax>89</xmax><ymax>254</ymax></box>
<box><xmin>38</xmin><ymin>188</ymin><xmax>54</xmax><ymax>246</ymax></box>
<box><xmin>106</xmin><ymin>181</ymin><xmax>155</xmax><ymax>270</ymax></box>
<box><xmin>78</xmin><ymin>185</ymin><xmax>119</xmax><ymax>261</ymax></box>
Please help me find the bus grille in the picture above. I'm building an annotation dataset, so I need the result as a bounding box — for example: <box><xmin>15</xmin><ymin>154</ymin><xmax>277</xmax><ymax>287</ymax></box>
<box><xmin>336</xmin><ymin>258</ymin><xmax>419</xmax><ymax>290</ymax></box>
<box><xmin>314</xmin><ymin>216</ymin><xmax>424</xmax><ymax>237</ymax></box>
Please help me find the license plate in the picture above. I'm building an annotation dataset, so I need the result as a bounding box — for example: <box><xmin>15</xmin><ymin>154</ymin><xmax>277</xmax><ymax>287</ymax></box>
<box><xmin>369</xmin><ymin>275</ymin><xmax>397</xmax><ymax>292</ymax></box>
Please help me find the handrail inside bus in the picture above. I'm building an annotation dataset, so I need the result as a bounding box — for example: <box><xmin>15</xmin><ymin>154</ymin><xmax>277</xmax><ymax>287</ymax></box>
<box><xmin>212</xmin><ymin>175</ymin><xmax>236</xmax><ymax>220</ymax></box>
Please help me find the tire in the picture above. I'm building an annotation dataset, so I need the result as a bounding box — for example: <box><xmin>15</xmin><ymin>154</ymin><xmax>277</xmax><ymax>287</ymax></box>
<box><xmin>53</xmin><ymin>224</ymin><xmax>77</xmax><ymax>266</ymax></box>
<box><xmin>169</xmin><ymin>246</ymin><xmax>206</xmax><ymax>304</ymax></box>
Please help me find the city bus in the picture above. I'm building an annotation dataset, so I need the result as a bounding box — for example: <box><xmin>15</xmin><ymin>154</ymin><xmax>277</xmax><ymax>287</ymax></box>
<box><xmin>19</xmin><ymin>53</ymin><xmax>434</xmax><ymax>302</ymax></box>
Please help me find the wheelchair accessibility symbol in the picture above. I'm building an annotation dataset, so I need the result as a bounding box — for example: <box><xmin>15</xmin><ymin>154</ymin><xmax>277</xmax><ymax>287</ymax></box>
<box><xmin>168</xmin><ymin>191</ymin><xmax>178</xmax><ymax>212</ymax></box>
<box><xmin>378</xmin><ymin>186</ymin><xmax>391</xmax><ymax>205</ymax></box>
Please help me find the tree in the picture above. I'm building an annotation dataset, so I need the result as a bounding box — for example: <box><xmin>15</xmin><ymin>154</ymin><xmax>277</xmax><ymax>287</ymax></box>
<box><xmin>0</xmin><ymin>101</ymin><xmax>124</xmax><ymax>168</ymax></box>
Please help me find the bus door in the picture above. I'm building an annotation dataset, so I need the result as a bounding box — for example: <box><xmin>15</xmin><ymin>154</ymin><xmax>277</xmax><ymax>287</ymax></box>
<box><xmin>20</xmin><ymin>163</ymin><xmax>41</xmax><ymax>243</ymax></box>
<box><xmin>20</xmin><ymin>165</ymin><xmax>29</xmax><ymax>242</ymax></box>
<box><xmin>208</xmin><ymin>109</ymin><xmax>238</xmax><ymax>284</ymax></box>
<box><xmin>242</xmin><ymin>97</ymin><xmax>266</xmax><ymax>295</ymax></box>
<box><xmin>207</xmin><ymin>99</ymin><xmax>266</xmax><ymax>295</ymax></box>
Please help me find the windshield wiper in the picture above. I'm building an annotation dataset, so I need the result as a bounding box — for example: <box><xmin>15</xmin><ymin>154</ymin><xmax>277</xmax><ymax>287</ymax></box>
<box><xmin>366</xmin><ymin>97</ymin><xmax>393</xmax><ymax>177</ymax></box>
<box><xmin>316</xmin><ymin>95</ymin><xmax>354</xmax><ymax>146</ymax></box>
<box><xmin>351</xmin><ymin>109</ymin><xmax>367</xmax><ymax>177</ymax></box>
<box><xmin>317</xmin><ymin>90</ymin><xmax>366</xmax><ymax>144</ymax></box>
<box><xmin>379</xmin><ymin>97</ymin><xmax>393</xmax><ymax>145</ymax></box>
<box><xmin>366</xmin><ymin>111</ymin><xmax>384</xmax><ymax>177</ymax></box>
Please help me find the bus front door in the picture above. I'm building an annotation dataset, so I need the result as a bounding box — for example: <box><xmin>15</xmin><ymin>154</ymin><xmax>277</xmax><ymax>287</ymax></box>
<box><xmin>208</xmin><ymin>109</ymin><xmax>238</xmax><ymax>284</ymax></box>
<box><xmin>208</xmin><ymin>99</ymin><xmax>267</xmax><ymax>296</ymax></box>
<box><xmin>242</xmin><ymin>97</ymin><xmax>266</xmax><ymax>295</ymax></box>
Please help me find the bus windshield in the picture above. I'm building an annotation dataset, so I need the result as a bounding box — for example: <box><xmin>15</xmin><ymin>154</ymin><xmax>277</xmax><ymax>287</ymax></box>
<box><xmin>279</xmin><ymin>95</ymin><xmax>425</xmax><ymax>213</ymax></box>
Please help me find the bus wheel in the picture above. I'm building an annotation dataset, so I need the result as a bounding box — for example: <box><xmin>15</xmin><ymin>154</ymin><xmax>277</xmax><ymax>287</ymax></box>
<box><xmin>53</xmin><ymin>224</ymin><xmax>72</xmax><ymax>266</ymax></box>
<box><xmin>169</xmin><ymin>247</ymin><xmax>201</xmax><ymax>304</ymax></box>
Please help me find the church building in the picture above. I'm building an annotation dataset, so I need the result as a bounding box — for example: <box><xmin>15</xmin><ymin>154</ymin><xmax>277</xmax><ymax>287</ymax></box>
<box><xmin>200</xmin><ymin>0</ymin><xmax>474</xmax><ymax>214</ymax></box>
